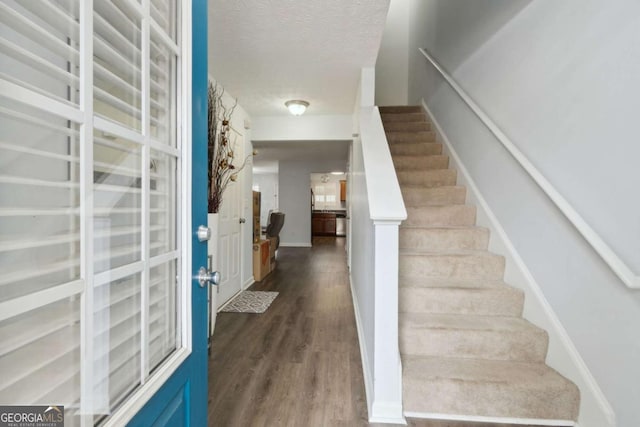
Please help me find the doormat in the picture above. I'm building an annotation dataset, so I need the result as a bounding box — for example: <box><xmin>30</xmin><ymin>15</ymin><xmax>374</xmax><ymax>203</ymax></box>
<box><xmin>220</xmin><ymin>291</ymin><xmax>279</xmax><ymax>314</ymax></box>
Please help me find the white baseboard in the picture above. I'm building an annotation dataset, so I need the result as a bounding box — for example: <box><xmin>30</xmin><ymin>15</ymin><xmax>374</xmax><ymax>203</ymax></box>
<box><xmin>405</xmin><ymin>412</ymin><xmax>576</xmax><ymax>426</ymax></box>
<box><xmin>371</xmin><ymin>402</ymin><xmax>407</xmax><ymax>425</ymax></box>
<box><xmin>421</xmin><ymin>98</ymin><xmax>615</xmax><ymax>427</ymax></box>
<box><xmin>280</xmin><ymin>242</ymin><xmax>312</xmax><ymax>248</ymax></box>
<box><xmin>242</xmin><ymin>277</ymin><xmax>254</xmax><ymax>290</ymax></box>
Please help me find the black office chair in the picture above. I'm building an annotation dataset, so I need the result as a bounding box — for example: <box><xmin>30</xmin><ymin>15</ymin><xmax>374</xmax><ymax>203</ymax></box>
<box><xmin>265</xmin><ymin>212</ymin><xmax>285</xmax><ymax>250</ymax></box>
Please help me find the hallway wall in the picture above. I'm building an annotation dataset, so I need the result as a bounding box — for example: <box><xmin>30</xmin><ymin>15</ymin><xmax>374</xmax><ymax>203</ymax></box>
<box><xmin>405</xmin><ymin>1</ymin><xmax>640</xmax><ymax>426</ymax></box>
<box><xmin>374</xmin><ymin>0</ymin><xmax>409</xmax><ymax>106</ymax></box>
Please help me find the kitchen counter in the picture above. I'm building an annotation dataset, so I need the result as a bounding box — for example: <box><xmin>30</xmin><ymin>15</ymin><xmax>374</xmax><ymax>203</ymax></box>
<box><xmin>312</xmin><ymin>210</ymin><xmax>347</xmax><ymax>236</ymax></box>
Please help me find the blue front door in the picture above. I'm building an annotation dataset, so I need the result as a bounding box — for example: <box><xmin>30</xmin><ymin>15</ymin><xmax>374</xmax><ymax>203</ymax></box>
<box><xmin>127</xmin><ymin>0</ymin><xmax>209</xmax><ymax>425</ymax></box>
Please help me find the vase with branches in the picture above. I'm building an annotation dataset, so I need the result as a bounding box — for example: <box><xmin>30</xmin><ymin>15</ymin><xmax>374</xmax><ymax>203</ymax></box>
<box><xmin>208</xmin><ymin>82</ymin><xmax>251</xmax><ymax>213</ymax></box>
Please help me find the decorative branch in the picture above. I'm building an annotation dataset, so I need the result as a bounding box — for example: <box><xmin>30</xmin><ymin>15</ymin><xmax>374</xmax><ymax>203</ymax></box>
<box><xmin>208</xmin><ymin>82</ymin><xmax>252</xmax><ymax>213</ymax></box>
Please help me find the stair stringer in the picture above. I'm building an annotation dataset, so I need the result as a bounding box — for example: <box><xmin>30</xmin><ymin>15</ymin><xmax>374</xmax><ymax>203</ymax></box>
<box><xmin>420</xmin><ymin>98</ymin><xmax>615</xmax><ymax>427</ymax></box>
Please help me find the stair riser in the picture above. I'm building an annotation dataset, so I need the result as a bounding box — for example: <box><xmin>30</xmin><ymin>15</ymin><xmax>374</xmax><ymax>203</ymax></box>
<box><xmin>393</xmin><ymin>155</ymin><xmax>449</xmax><ymax>170</ymax></box>
<box><xmin>402</xmin><ymin>187</ymin><xmax>466</xmax><ymax>207</ymax></box>
<box><xmin>390</xmin><ymin>143</ymin><xmax>442</xmax><ymax>156</ymax></box>
<box><xmin>400</xmin><ymin>327</ymin><xmax>548</xmax><ymax>362</ymax></box>
<box><xmin>403</xmin><ymin>378</ymin><xmax>579</xmax><ymax>420</ymax></box>
<box><xmin>400</xmin><ymin>228</ymin><xmax>489</xmax><ymax>251</ymax></box>
<box><xmin>405</xmin><ymin>206</ymin><xmax>476</xmax><ymax>227</ymax></box>
<box><xmin>399</xmin><ymin>287</ymin><xmax>524</xmax><ymax>316</ymax></box>
<box><xmin>387</xmin><ymin>131</ymin><xmax>435</xmax><ymax>143</ymax></box>
<box><xmin>379</xmin><ymin>106</ymin><xmax>422</xmax><ymax>114</ymax></box>
<box><xmin>397</xmin><ymin>169</ymin><xmax>455</xmax><ymax>187</ymax></box>
<box><xmin>381</xmin><ymin>113</ymin><xmax>425</xmax><ymax>122</ymax></box>
<box><xmin>384</xmin><ymin>122</ymin><xmax>431</xmax><ymax>132</ymax></box>
<box><xmin>399</xmin><ymin>254</ymin><xmax>505</xmax><ymax>280</ymax></box>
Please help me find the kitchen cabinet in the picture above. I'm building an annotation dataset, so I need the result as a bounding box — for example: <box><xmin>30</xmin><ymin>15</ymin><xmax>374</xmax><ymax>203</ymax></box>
<box><xmin>312</xmin><ymin>212</ymin><xmax>337</xmax><ymax>236</ymax></box>
<box><xmin>340</xmin><ymin>180</ymin><xmax>347</xmax><ymax>202</ymax></box>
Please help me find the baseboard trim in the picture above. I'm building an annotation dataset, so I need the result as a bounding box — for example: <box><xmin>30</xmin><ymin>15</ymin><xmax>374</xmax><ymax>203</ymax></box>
<box><xmin>421</xmin><ymin>98</ymin><xmax>615</xmax><ymax>427</ymax></box>
<box><xmin>405</xmin><ymin>412</ymin><xmax>576</xmax><ymax>426</ymax></box>
<box><xmin>280</xmin><ymin>242</ymin><xmax>312</xmax><ymax>248</ymax></box>
<box><xmin>242</xmin><ymin>277</ymin><xmax>254</xmax><ymax>290</ymax></box>
<box><xmin>371</xmin><ymin>402</ymin><xmax>407</xmax><ymax>425</ymax></box>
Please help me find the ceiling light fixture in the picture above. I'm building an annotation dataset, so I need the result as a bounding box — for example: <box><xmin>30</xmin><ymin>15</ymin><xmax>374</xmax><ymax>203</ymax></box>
<box><xmin>285</xmin><ymin>100</ymin><xmax>309</xmax><ymax>116</ymax></box>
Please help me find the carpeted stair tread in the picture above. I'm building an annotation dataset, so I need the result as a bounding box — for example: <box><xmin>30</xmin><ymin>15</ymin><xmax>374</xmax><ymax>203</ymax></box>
<box><xmin>399</xmin><ymin>250</ymin><xmax>505</xmax><ymax>280</ymax></box>
<box><xmin>400</xmin><ymin>226</ymin><xmax>489</xmax><ymax>251</ymax></box>
<box><xmin>381</xmin><ymin>112</ymin><xmax>426</xmax><ymax>122</ymax></box>
<box><xmin>402</xmin><ymin>356</ymin><xmax>580</xmax><ymax>420</ymax></box>
<box><xmin>399</xmin><ymin>276</ymin><xmax>510</xmax><ymax>289</ymax></box>
<box><xmin>399</xmin><ymin>284</ymin><xmax>524</xmax><ymax>317</ymax></box>
<box><xmin>404</xmin><ymin>205</ymin><xmax>477</xmax><ymax>227</ymax></box>
<box><xmin>400</xmin><ymin>312</ymin><xmax>543</xmax><ymax>333</ymax></box>
<box><xmin>393</xmin><ymin>155</ymin><xmax>449</xmax><ymax>171</ymax></box>
<box><xmin>401</xmin><ymin>186</ymin><xmax>466</xmax><ymax>206</ymax></box>
<box><xmin>399</xmin><ymin>313</ymin><xmax>548</xmax><ymax>361</ymax></box>
<box><xmin>384</xmin><ymin>121</ymin><xmax>431</xmax><ymax>132</ymax></box>
<box><xmin>390</xmin><ymin>142</ymin><xmax>443</xmax><ymax>156</ymax></box>
<box><xmin>387</xmin><ymin>131</ymin><xmax>436</xmax><ymax>143</ymax></box>
<box><xmin>396</xmin><ymin>168</ymin><xmax>455</xmax><ymax>186</ymax></box>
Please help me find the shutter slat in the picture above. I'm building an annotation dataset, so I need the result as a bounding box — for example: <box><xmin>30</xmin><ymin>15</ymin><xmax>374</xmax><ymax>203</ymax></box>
<box><xmin>0</xmin><ymin>2</ymin><xmax>79</xmax><ymax>61</ymax></box>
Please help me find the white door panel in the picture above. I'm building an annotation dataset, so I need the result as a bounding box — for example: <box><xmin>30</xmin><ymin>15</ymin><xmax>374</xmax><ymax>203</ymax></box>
<box><xmin>215</xmin><ymin>132</ymin><xmax>244</xmax><ymax>309</ymax></box>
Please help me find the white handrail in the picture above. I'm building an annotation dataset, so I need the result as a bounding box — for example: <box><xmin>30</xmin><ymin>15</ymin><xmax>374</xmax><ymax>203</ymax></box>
<box><xmin>419</xmin><ymin>47</ymin><xmax>639</xmax><ymax>289</ymax></box>
<box><xmin>360</xmin><ymin>106</ymin><xmax>407</xmax><ymax>221</ymax></box>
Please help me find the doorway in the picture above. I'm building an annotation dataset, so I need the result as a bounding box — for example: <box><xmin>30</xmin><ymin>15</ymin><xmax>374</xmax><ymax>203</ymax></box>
<box><xmin>310</xmin><ymin>172</ymin><xmax>347</xmax><ymax>243</ymax></box>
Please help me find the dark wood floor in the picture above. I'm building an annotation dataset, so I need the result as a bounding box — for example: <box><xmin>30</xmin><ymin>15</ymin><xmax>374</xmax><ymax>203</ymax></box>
<box><xmin>207</xmin><ymin>237</ymin><xmax>547</xmax><ymax>427</ymax></box>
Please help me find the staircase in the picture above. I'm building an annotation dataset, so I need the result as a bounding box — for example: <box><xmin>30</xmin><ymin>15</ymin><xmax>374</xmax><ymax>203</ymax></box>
<box><xmin>380</xmin><ymin>106</ymin><xmax>580</xmax><ymax>422</ymax></box>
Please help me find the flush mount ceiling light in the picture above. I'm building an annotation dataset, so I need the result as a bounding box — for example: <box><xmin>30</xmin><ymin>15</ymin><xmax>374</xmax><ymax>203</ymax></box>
<box><xmin>285</xmin><ymin>100</ymin><xmax>309</xmax><ymax>116</ymax></box>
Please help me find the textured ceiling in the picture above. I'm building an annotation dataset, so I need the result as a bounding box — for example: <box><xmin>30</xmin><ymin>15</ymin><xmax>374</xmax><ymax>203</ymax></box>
<box><xmin>208</xmin><ymin>0</ymin><xmax>390</xmax><ymax>116</ymax></box>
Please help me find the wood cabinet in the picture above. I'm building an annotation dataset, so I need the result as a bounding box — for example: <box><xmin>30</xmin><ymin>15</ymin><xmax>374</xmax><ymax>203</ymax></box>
<box><xmin>312</xmin><ymin>212</ymin><xmax>337</xmax><ymax>236</ymax></box>
<box><xmin>340</xmin><ymin>180</ymin><xmax>347</xmax><ymax>202</ymax></box>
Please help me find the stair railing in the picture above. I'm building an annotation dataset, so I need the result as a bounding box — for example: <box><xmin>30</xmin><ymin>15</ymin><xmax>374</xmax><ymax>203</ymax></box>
<box><xmin>350</xmin><ymin>70</ymin><xmax>407</xmax><ymax>422</ymax></box>
<box><xmin>420</xmin><ymin>47</ymin><xmax>640</xmax><ymax>289</ymax></box>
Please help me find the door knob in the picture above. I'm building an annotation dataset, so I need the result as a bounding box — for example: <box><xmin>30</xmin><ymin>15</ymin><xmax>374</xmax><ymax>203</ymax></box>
<box><xmin>239</xmin><ymin>217</ymin><xmax>246</xmax><ymax>224</ymax></box>
<box><xmin>198</xmin><ymin>267</ymin><xmax>220</xmax><ymax>287</ymax></box>
<box><xmin>197</xmin><ymin>225</ymin><xmax>211</xmax><ymax>242</ymax></box>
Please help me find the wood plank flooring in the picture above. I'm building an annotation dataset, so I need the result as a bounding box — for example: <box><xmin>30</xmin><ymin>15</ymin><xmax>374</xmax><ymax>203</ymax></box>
<box><xmin>207</xmin><ymin>237</ymin><xmax>553</xmax><ymax>427</ymax></box>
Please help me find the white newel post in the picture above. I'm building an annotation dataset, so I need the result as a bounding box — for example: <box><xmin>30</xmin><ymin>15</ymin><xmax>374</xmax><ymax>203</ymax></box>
<box><xmin>371</xmin><ymin>220</ymin><xmax>404</xmax><ymax>423</ymax></box>
<box><xmin>207</xmin><ymin>212</ymin><xmax>220</xmax><ymax>336</ymax></box>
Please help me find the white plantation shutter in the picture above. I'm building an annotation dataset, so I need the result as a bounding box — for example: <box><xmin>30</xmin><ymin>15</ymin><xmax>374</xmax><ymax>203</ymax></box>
<box><xmin>0</xmin><ymin>0</ymin><xmax>183</xmax><ymax>425</ymax></box>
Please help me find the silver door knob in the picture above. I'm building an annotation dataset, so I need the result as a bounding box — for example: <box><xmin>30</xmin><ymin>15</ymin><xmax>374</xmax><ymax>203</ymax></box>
<box><xmin>197</xmin><ymin>225</ymin><xmax>211</xmax><ymax>242</ymax></box>
<box><xmin>198</xmin><ymin>267</ymin><xmax>220</xmax><ymax>287</ymax></box>
<box><xmin>239</xmin><ymin>217</ymin><xmax>246</xmax><ymax>224</ymax></box>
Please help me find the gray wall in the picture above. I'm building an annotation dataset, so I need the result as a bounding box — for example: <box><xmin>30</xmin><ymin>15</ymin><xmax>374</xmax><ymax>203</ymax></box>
<box><xmin>405</xmin><ymin>1</ymin><xmax>640</xmax><ymax>425</ymax></box>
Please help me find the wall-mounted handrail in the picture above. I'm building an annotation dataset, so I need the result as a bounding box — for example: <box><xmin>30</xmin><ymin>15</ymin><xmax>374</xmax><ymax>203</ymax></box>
<box><xmin>420</xmin><ymin>47</ymin><xmax>639</xmax><ymax>289</ymax></box>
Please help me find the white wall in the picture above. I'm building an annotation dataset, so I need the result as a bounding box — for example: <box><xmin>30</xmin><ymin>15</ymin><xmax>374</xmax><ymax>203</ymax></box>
<box><xmin>406</xmin><ymin>1</ymin><xmax>640</xmax><ymax>425</ymax></box>
<box><xmin>252</xmin><ymin>114</ymin><xmax>353</xmax><ymax>141</ymax></box>
<box><xmin>252</xmin><ymin>172</ymin><xmax>278</xmax><ymax>226</ymax></box>
<box><xmin>310</xmin><ymin>173</ymin><xmax>347</xmax><ymax>211</ymax></box>
<box><xmin>375</xmin><ymin>0</ymin><xmax>409</xmax><ymax>106</ymax></box>
<box><xmin>278</xmin><ymin>158</ymin><xmax>347</xmax><ymax>247</ymax></box>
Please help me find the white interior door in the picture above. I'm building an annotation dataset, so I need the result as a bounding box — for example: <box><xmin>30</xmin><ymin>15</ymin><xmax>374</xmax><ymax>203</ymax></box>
<box><xmin>215</xmin><ymin>132</ymin><xmax>243</xmax><ymax>308</ymax></box>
